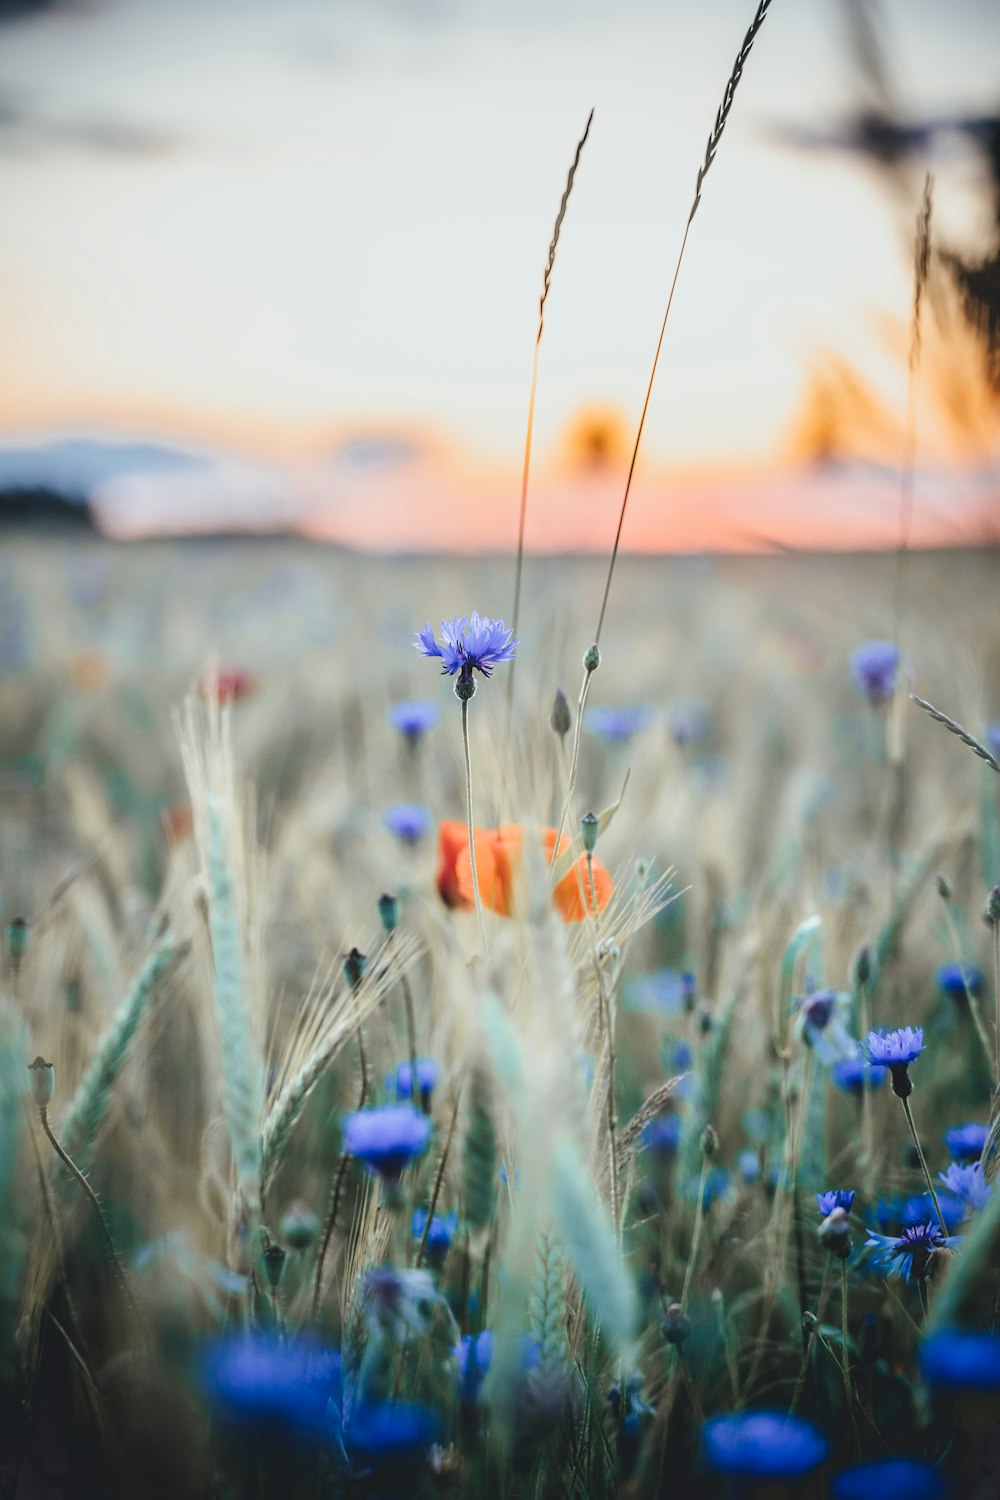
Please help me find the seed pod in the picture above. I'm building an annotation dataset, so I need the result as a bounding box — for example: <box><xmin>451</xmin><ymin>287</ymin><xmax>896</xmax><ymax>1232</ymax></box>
<box><xmin>550</xmin><ymin>687</ymin><xmax>571</xmax><ymax>739</ymax></box>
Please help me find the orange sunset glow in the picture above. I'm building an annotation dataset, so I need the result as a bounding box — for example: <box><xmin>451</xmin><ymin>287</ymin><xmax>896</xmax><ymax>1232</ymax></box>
<box><xmin>0</xmin><ymin>0</ymin><xmax>997</xmax><ymax>549</ymax></box>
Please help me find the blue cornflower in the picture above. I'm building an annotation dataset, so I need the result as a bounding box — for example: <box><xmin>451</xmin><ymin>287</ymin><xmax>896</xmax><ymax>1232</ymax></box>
<box><xmin>738</xmin><ymin>1148</ymin><xmax>762</xmax><ymax>1185</ymax></box>
<box><xmin>667</xmin><ymin>698</ymin><xmax>711</xmax><ymax>747</ymax></box>
<box><xmin>381</xmin><ymin>802</ymin><xmax>431</xmax><ymax>845</ymax></box>
<box><xmin>702</xmin><ymin>1411</ymin><xmax>828</xmax><ymax>1478</ymax></box>
<box><xmin>415</xmin><ymin>613</ymin><xmax>517</xmax><ymax>699</ymax></box>
<box><xmin>343</xmin><ymin>1401</ymin><xmax>440</xmax><ymax>1460</ymax></box>
<box><xmin>201</xmin><ymin>1335</ymin><xmax>340</xmax><ymax>1435</ymax></box>
<box><xmin>849</xmin><ymin>639</ymin><xmax>900</xmax><ymax>702</ymax></box>
<box><xmin>793</xmin><ymin>989</ymin><xmax>855</xmax><ymax>1066</ymax></box>
<box><xmin>456</xmin><ymin>1330</ymin><xmax>493</xmax><ymax>1406</ymax></box>
<box><xmin>388</xmin><ymin>1057</ymin><xmax>440</xmax><ymax>1103</ymax></box>
<box><xmin>585</xmin><ymin>704</ymin><xmax>656</xmax><ymax>744</ymax></box>
<box><xmin>412</xmin><ymin>1208</ymin><xmax>458</xmax><ymax>1266</ymax></box>
<box><xmin>863</xmin><ymin>1027</ymin><xmax>924</xmax><ymax>1098</ymax></box>
<box><xmin>817</xmin><ymin>1188</ymin><xmax>856</xmax><ymax>1217</ymax></box>
<box><xmin>944</xmin><ymin>1122</ymin><xmax>989</xmax><ymax>1162</ymax></box>
<box><xmin>936</xmin><ymin>961</ymin><xmax>985</xmax><ymax>1000</ymax></box>
<box><xmin>388</xmin><ymin>698</ymin><xmax>440</xmax><ymax>745</ymax></box>
<box><xmin>920</xmin><ymin>1329</ymin><xmax>1000</xmax><ymax>1390</ymax></box>
<box><xmin>939</xmin><ymin>1161</ymin><xmax>992</xmax><ymax>1213</ymax></box>
<box><xmin>641</xmin><ymin>1114</ymin><xmax>682</xmax><ymax>1156</ymax></box>
<box><xmin>832</xmin><ymin>1458</ymin><xmax>945</xmax><ymax>1500</ymax></box>
<box><xmin>865</xmin><ymin>1220</ymin><xmax>959</xmax><ymax>1280</ymax></box>
<box><xmin>454</xmin><ymin>1330</ymin><xmax>539</xmax><ymax>1407</ymax></box>
<box><xmin>832</xmin><ymin>1050</ymin><xmax>888</xmax><ymax>1095</ymax></box>
<box><xmin>342</xmin><ymin>1105</ymin><xmax>432</xmax><ymax>1181</ymax></box>
<box><xmin>903</xmin><ymin>1193</ymin><xmax>966</xmax><ymax>1233</ymax></box>
<box><xmin>624</xmin><ymin>969</ymin><xmax>687</xmax><ymax>1014</ymax></box>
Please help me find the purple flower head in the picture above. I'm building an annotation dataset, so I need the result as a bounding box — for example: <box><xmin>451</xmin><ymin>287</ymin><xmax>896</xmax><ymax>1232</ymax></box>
<box><xmin>936</xmin><ymin>961</ymin><xmax>985</xmax><ymax>1000</ymax></box>
<box><xmin>702</xmin><ymin>1411</ymin><xmax>828</xmax><ymax>1478</ymax></box>
<box><xmin>863</xmin><ymin>1027</ymin><xmax>924</xmax><ymax>1066</ymax></box>
<box><xmin>833</xmin><ymin>1050</ymin><xmax>888</xmax><ymax>1095</ymax></box>
<box><xmin>832</xmin><ymin>1458</ymin><xmax>945</xmax><ymax>1500</ymax></box>
<box><xmin>201</xmin><ymin>1335</ymin><xmax>340</xmax><ymax>1435</ymax></box>
<box><xmin>985</xmin><ymin>722</ymin><xmax>1000</xmax><ymax>762</ymax></box>
<box><xmin>415</xmin><ymin>613</ymin><xmax>517</xmax><ymax>699</ymax></box>
<box><xmin>585</xmin><ymin>704</ymin><xmax>656</xmax><ymax>745</ymax></box>
<box><xmin>920</xmin><ymin>1329</ymin><xmax>1000</xmax><ymax>1391</ymax></box>
<box><xmin>667</xmin><ymin>697</ymin><xmax>711</xmax><ymax>747</ymax></box>
<box><xmin>849</xmin><ymin>639</ymin><xmax>900</xmax><ymax>702</ymax></box>
<box><xmin>388</xmin><ymin>1057</ymin><xmax>440</xmax><ymax>1102</ymax></box>
<box><xmin>866</xmin><ymin>1220</ymin><xmax>959</xmax><ymax>1280</ymax></box>
<box><xmin>793</xmin><ymin>989</ymin><xmax>855</xmax><ymax>1066</ymax></box>
<box><xmin>388</xmin><ymin>698</ymin><xmax>440</xmax><ymax>745</ymax></box>
<box><xmin>381</xmin><ymin>802</ymin><xmax>431</xmax><ymax>845</ymax></box>
<box><xmin>412</xmin><ymin>1208</ymin><xmax>458</xmax><ymax>1266</ymax></box>
<box><xmin>944</xmin><ymin>1122</ymin><xmax>989</xmax><ymax>1163</ymax></box>
<box><xmin>817</xmin><ymin>1188</ymin><xmax>856</xmax><ymax>1217</ymax></box>
<box><xmin>343</xmin><ymin>1105</ymin><xmax>432</xmax><ymax>1180</ymax></box>
<box><xmin>940</xmin><ymin>1161</ymin><xmax>992</xmax><ymax>1214</ymax></box>
<box><xmin>641</xmin><ymin>1113</ymin><xmax>682</xmax><ymax>1156</ymax></box>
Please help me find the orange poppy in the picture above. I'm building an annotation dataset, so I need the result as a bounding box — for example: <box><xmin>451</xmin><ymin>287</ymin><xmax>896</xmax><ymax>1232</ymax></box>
<box><xmin>437</xmin><ymin>820</ymin><xmax>612</xmax><ymax>923</ymax></box>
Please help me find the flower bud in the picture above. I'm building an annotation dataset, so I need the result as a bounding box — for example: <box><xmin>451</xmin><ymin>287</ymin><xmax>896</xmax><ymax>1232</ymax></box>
<box><xmin>28</xmin><ymin>1056</ymin><xmax>54</xmax><ymax>1108</ymax></box>
<box><xmin>701</xmin><ymin>1124</ymin><xmax>718</xmax><ymax>1158</ymax></box>
<box><xmin>854</xmin><ymin>946</ymin><xmax>871</xmax><ymax>987</ymax></box>
<box><xmin>581</xmin><ymin>812</ymin><xmax>599</xmax><ymax>854</ymax></box>
<box><xmin>986</xmin><ymin>886</ymin><xmax>1000</xmax><ymax>926</ymax></box>
<box><xmin>7</xmin><ymin>918</ymin><xmax>28</xmax><ymax>974</ymax></box>
<box><xmin>936</xmin><ymin>874</ymin><xmax>952</xmax><ymax>902</ymax></box>
<box><xmin>378</xmin><ymin>893</ymin><xmax>399</xmax><ymax>934</ymax></box>
<box><xmin>583</xmin><ymin>644</ymin><xmax>600</xmax><ymax>674</ymax></box>
<box><xmin>661</xmin><ymin>1302</ymin><xmax>691</xmax><ymax>1346</ymax></box>
<box><xmin>802</xmin><ymin>1310</ymin><xmax>817</xmax><ymax>1334</ymax></box>
<box><xmin>262</xmin><ymin>1243</ymin><xmax>287</xmax><ymax>1291</ymax></box>
<box><xmin>280</xmin><ymin>1203</ymin><xmax>320</xmax><ymax>1251</ymax></box>
<box><xmin>550</xmin><ymin>687</ymin><xmax>571</xmax><ymax>739</ymax></box>
<box><xmin>818</xmin><ymin>1206</ymin><xmax>852</xmax><ymax>1261</ymax></box>
<box><xmin>343</xmin><ymin>947</ymin><xmax>368</xmax><ymax>991</ymax></box>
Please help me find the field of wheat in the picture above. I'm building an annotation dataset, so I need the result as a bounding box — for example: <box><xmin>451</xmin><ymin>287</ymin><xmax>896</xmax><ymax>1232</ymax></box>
<box><xmin>0</xmin><ymin>529</ymin><xmax>998</xmax><ymax>1498</ymax></box>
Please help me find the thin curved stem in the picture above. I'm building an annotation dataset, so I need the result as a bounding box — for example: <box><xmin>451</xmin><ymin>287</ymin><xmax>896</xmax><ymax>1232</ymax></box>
<box><xmin>461</xmin><ymin>697</ymin><xmax>488</xmax><ymax>955</ymax></box>
<box><xmin>900</xmin><ymin>1096</ymin><xmax>949</xmax><ymax>1239</ymax></box>
<box><xmin>39</xmin><ymin>1108</ymin><xmax>142</xmax><ymax>1331</ymax></box>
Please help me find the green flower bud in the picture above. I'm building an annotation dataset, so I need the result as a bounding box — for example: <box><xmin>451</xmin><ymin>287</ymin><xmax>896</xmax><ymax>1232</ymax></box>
<box><xmin>378</xmin><ymin>893</ymin><xmax>399</xmax><ymax>935</ymax></box>
<box><xmin>581</xmin><ymin>812</ymin><xmax>599</xmax><ymax>854</ymax></box>
<box><xmin>28</xmin><ymin>1056</ymin><xmax>54</xmax><ymax>1109</ymax></box>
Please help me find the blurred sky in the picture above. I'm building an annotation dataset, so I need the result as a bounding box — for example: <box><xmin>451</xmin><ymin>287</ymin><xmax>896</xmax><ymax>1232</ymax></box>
<box><xmin>0</xmin><ymin>0</ymin><xmax>998</xmax><ymax>545</ymax></box>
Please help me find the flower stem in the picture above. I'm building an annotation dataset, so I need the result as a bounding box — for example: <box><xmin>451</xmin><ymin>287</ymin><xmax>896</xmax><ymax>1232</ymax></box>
<box><xmin>840</xmin><ymin>1258</ymin><xmax>861</xmax><ymax>1457</ymax></box>
<box><xmin>416</xmin><ymin>1088</ymin><xmax>462</xmax><ymax>1270</ymax></box>
<box><xmin>993</xmin><ymin>919</ymin><xmax>1000</xmax><ymax>1084</ymax></box>
<box><xmin>900</xmin><ymin>1096</ymin><xmax>949</xmax><ymax>1239</ymax></box>
<box><xmin>549</xmin><ymin>665</ymin><xmax>596</xmax><ymax>869</ymax></box>
<box><xmin>39</xmin><ymin>1107</ymin><xmax>142</xmax><ymax>1330</ymax></box>
<box><xmin>461</xmin><ymin>696</ymin><xmax>488</xmax><ymax>956</ymax></box>
<box><xmin>680</xmin><ymin>1154</ymin><xmax>710</xmax><ymax>1311</ymax></box>
<box><xmin>940</xmin><ymin>898</ymin><xmax>993</xmax><ymax>1075</ymax></box>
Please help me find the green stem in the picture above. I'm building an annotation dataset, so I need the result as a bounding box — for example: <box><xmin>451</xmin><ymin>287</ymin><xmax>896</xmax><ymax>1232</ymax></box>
<box><xmin>840</xmin><ymin>1258</ymin><xmax>861</xmax><ymax>1456</ymax></box>
<box><xmin>900</xmin><ymin>1095</ymin><xmax>949</xmax><ymax>1239</ymax></box>
<box><xmin>461</xmin><ymin>696</ymin><xmax>488</xmax><ymax>956</ymax></box>
<box><xmin>680</xmin><ymin>1154</ymin><xmax>710</xmax><ymax>1311</ymax></box>
<box><xmin>549</xmin><ymin>665</ymin><xmax>596</xmax><ymax>869</ymax></box>
<box><xmin>39</xmin><ymin>1108</ymin><xmax>142</xmax><ymax>1331</ymax></box>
